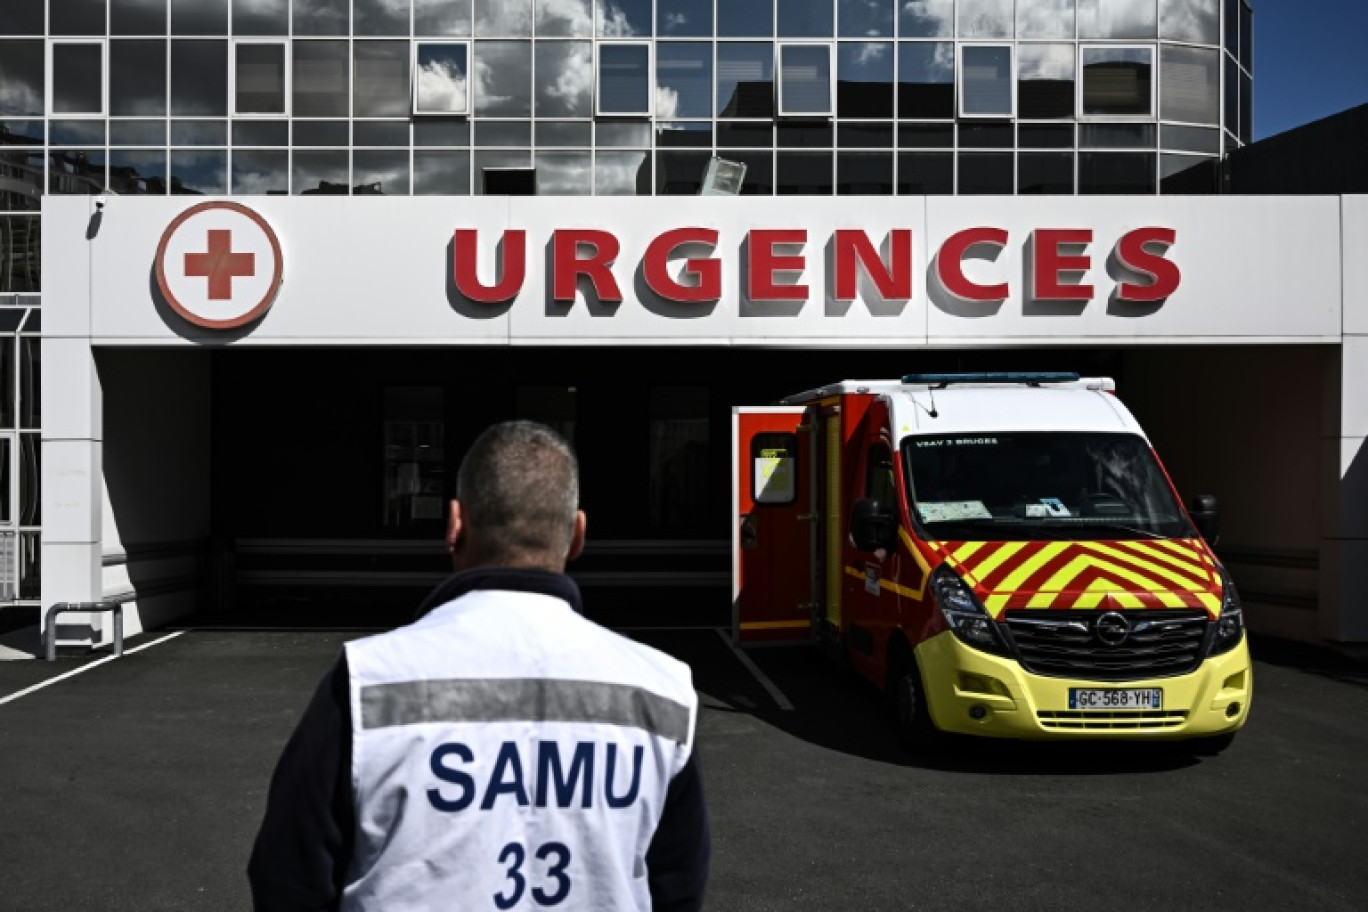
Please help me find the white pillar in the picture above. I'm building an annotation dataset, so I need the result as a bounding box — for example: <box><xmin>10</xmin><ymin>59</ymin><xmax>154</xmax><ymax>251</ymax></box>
<box><xmin>1320</xmin><ymin>196</ymin><xmax>1368</xmax><ymax>643</ymax></box>
<box><xmin>40</xmin><ymin>197</ymin><xmax>104</xmax><ymax>647</ymax></box>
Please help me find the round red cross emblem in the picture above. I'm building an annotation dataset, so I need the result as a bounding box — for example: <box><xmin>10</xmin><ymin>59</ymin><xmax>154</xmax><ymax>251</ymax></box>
<box><xmin>154</xmin><ymin>201</ymin><xmax>284</xmax><ymax>330</ymax></box>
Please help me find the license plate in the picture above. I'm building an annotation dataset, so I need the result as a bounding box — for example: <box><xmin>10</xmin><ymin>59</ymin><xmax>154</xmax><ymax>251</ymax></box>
<box><xmin>1068</xmin><ymin>688</ymin><xmax>1162</xmax><ymax>710</ymax></box>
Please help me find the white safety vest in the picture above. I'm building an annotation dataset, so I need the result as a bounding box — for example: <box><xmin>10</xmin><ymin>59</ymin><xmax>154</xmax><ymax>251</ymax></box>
<box><xmin>340</xmin><ymin>587</ymin><xmax>698</xmax><ymax>912</ymax></box>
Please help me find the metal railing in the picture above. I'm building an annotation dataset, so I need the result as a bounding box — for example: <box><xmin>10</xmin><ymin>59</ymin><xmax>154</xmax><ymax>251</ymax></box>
<box><xmin>43</xmin><ymin>602</ymin><xmax>124</xmax><ymax>662</ymax></box>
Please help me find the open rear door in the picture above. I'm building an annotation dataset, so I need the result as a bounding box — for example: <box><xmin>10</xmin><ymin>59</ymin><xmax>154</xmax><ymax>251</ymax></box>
<box><xmin>732</xmin><ymin>407</ymin><xmax>815</xmax><ymax>645</ymax></box>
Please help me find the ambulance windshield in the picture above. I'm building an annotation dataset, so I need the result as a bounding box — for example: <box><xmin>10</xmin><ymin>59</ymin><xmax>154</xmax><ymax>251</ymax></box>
<box><xmin>903</xmin><ymin>432</ymin><xmax>1194</xmax><ymax>541</ymax></box>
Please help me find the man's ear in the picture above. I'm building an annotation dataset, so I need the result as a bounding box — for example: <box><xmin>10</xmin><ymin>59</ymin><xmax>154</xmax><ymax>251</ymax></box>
<box><xmin>567</xmin><ymin>510</ymin><xmax>587</xmax><ymax>563</ymax></box>
<box><xmin>446</xmin><ymin>499</ymin><xmax>465</xmax><ymax>556</ymax></box>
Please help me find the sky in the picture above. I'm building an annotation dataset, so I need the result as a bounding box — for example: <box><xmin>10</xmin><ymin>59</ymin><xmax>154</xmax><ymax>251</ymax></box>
<box><xmin>1253</xmin><ymin>1</ymin><xmax>1368</xmax><ymax>139</ymax></box>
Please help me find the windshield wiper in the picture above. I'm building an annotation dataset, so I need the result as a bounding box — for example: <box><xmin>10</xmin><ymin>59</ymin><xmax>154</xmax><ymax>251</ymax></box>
<box><xmin>1051</xmin><ymin>520</ymin><xmax>1164</xmax><ymax>540</ymax></box>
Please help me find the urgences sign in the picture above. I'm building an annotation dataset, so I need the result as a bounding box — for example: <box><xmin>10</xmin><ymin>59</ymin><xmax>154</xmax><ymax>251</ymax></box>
<box><xmin>450</xmin><ymin>226</ymin><xmax>1180</xmax><ymax>307</ymax></box>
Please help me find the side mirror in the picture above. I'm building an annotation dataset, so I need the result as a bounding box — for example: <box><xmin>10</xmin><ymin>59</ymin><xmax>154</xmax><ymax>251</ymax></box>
<box><xmin>851</xmin><ymin>498</ymin><xmax>898</xmax><ymax>553</ymax></box>
<box><xmin>1189</xmin><ymin>494</ymin><xmax>1219</xmax><ymax>544</ymax></box>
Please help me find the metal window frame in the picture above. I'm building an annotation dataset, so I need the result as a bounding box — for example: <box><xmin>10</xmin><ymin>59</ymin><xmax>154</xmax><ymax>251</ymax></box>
<box><xmin>596</xmin><ymin>41</ymin><xmax>654</xmax><ymax>117</ymax></box>
<box><xmin>230</xmin><ymin>38</ymin><xmax>291</xmax><ymax>117</ymax></box>
<box><xmin>1077</xmin><ymin>42</ymin><xmax>1156</xmax><ymax>120</ymax></box>
<box><xmin>957</xmin><ymin>42</ymin><xmax>1016</xmax><ymax>119</ymax></box>
<box><xmin>776</xmin><ymin>42</ymin><xmax>834</xmax><ymax>118</ymax></box>
<box><xmin>46</xmin><ymin>39</ymin><xmax>108</xmax><ymax>118</ymax></box>
<box><xmin>412</xmin><ymin>39</ymin><xmax>472</xmax><ymax>117</ymax></box>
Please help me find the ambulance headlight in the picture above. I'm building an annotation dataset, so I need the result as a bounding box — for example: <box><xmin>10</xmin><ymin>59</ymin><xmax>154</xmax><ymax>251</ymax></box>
<box><xmin>931</xmin><ymin>565</ymin><xmax>1008</xmax><ymax>656</ymax></box>
<box><xmin>1209</xmin><ymin>570</ymin><xmax>1245</xmax><ymax>656</ymax></box>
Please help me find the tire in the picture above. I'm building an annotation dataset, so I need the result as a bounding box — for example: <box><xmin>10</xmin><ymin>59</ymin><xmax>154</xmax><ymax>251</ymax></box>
<box><xmin>1189</xmin><ymin>732</ymin><xmax>1237</xmax><ymax>756</ymax></box>
<box><xmin>886</xmin><ymin>644</ymin><xmax>946</xmax><ymax>754</ymax></box>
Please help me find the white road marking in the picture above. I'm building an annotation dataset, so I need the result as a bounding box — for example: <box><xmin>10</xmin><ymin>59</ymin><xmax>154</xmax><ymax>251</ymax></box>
<box><xmin>716</xmin><ymin>628</ymin><xmax>795</xmax><ymax>712</ymax></box>
<box><xmin>0</xmin><ymin>631</ymin><xmax>188</xmax><ymax>706</ymax></box>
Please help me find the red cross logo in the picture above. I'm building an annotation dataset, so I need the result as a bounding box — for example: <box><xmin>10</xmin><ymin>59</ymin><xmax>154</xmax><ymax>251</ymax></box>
<box><xmin>155</xmin><ymin>201</ymin><xmax>283</xmax><ymax>331</ymax></box>
<box><xmin>184</xmin><ymin>229</ymin><xmax>256</xmax><ymax>301</ymax></box>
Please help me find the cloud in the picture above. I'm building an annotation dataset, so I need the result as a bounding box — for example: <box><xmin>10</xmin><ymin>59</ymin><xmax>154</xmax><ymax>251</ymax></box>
<box><xmin>473</xmin><ymin>42</ymin><xmax>530</xmax><ymax>115</ymax></box>
<box><xmin>418</xmin><ymin>57</ymin><xmax>469</xmax><ymax>113</ymax></box>
<box><xmin>665</xmin><ymin>13</ymin><xmax>687</xmax><ymax>29</ymax></box>
<box><xmin>476</xmin><ymin>0</ymin><xmax>534</xmax><ymax>35</ymax></box>
<box><xmin>1078</xmin><ymin>0</ymin><xmax>1156</xmax><ymax>38</ymax></box>
<box><xmin>855</xmin><ymin>43</ymin><xmax>888</xmax><ymax>66</ymax></box>
<box><xmin>900</xmin><ymin>0</ymin><xmax>953</xmax><ymax>37</ymax></box>
<box><xmin>595</xmin><ymin>151</ymin><xmax>647</xmax><ymax>195</ymax></box>
<box><xmin>535</xmin><ymin>152</ymin><xmax>593</xmax><ymax>194</ymax></box>
<box><xmin>536</xmin><ymin>40</ymin><xmax>593</xmax><ymax>116</ymax></box>
<box><xmin>1016</xmin><ymin>0</ymin><xmax>1075</xmax><ymax>39</ymax></box>
<box><xmin>1018</xmin><ymin>43</ymin><xmax>1074</xmax><ymax>81</ymax></box>
<box><xmin>654</xmin><ymin>85</ymin><xmax>680</xmax><ymax>120</ymax></box>
<box><xmin>956</xmin><ymin>0</ymin><xmax>1012</xmax><ymax>38</ymax></box>
<box><xmin>1159</xmin><ymin>0</ymin><xmax>1220</xmax><ymax>44</ymax></box>
<box><xmin>0</xmin><ymin>80</ymin><xmax>42</xmax><ymax>118</ymax></box>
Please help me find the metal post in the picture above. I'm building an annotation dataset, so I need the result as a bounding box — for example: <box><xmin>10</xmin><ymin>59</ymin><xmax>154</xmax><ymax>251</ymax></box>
<box><xmin>44</xmin><ymin>601</ymin><xmax>126</xmax><ymax>661</ymax></box>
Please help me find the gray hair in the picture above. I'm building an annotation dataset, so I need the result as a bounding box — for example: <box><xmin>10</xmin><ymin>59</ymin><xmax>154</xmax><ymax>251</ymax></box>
<box><xmin>455</xmin><ymin>421</ymin><xmax>580</xmax><ymax>564</ymax></box>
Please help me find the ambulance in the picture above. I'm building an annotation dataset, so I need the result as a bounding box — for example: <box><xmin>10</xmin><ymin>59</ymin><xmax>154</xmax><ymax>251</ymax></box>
<box><xmin>732</xmin><ymin>373</ymin><xmax>1250</xmax><ymax>750</ymax></box>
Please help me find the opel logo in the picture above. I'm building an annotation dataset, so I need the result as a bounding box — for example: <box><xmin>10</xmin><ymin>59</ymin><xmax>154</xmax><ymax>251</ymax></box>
<box><xmin>1094</xmin><ymin>611</ymin><xmax>1131</xmax><ymax>645</ymax></box>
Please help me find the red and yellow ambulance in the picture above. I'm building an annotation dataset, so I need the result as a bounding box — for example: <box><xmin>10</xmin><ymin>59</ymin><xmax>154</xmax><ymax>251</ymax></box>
<box><xmin>733</xmin><ymin>373</ymin><xmax>1250</xmax><ymax>750</ymax></box>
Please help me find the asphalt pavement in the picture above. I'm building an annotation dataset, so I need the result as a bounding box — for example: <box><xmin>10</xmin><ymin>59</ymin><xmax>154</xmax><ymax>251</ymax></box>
<box><xmin>0</xmin><ymin>626</ymin><xmax>1365</xmax><ymax>912</ymax></box>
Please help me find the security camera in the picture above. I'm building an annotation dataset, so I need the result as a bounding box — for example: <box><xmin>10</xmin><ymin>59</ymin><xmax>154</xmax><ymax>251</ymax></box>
<box><xmin>96</xmin><ymin>199</ymin><xmax>105</xmax><ymax>210</ymax></box>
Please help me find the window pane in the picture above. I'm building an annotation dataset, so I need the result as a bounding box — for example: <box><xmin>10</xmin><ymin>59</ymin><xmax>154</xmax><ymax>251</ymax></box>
<box><xmin>598</xmin><ymin>122</ymin><xmax>651</xmax><ymax>145</ymax></box>
<box><xmin>898</xmin><ymin>122</ymin><xmax>952</xmax><ymax>146</ymax></box>
<box><xmin>958</xmin><ymin>152</ymin><xmax>1013</xmax><ymax>193</ymax></box>
<box><xmin>1224</xmin><ymin>54</ymin><xmax>1238</xmax><ymax>134</ymax></box>
<box><xmin>1239</xmin><ymin>2</ymin><xmax>1252</xmax><ymax>72</ymax></box>
<box><xmin>600</xmin><ymin>0</ymin><xmax>652</xmax><ymax>37</ymax></box>
<box><xmin>236</xmin><ymin>44</ymin><xmax>287</xmax><ymax>115</ymax></box>
<box><xmin>535</xmin><ymin>0</ymin><xmax>592</xmax><ymax>37</ymax></box>
<box><xmin>415</xmin><ymin>44</ymin><xmax>470</xmax><ymax>115</ymax></box>
<box><xmin>1081</xmin><ymin>47</ymin><xmax>1153</xmax><ymax>117</ymax></box>
<box><xmin>719</xmin><ymin>4</ymin><xmax>773</xmax><ymax>38</ymax></box>
<box><xmin>598</xmin><ymin>44</ymin><xmax>651</xmax><ymax>114</ymax></box>
<box><xmin>51</xmin><ymin>120</ymin><xmax>106</xmax><ymax>144</ymax></box>
<box><xmin>837</xmin><ymin>151</ymin><xmax>893</xmax><ymax>194</ymax></box>
<box><xmin>353</xmin><ymin>150</ymin><xmax>409</xmax><ymax>195</ymax></box>
<box><xmin>477</xmin><ymin>0</ymin><xmax>533</xmax><ymax>36</ymax></box>
<box><xmin>1160</xmin><ymin>154</ymin><xmax>1217</xmax><ymax>193</ymax></box>
<box><xmin>20</xmin><ymin>337</ymin><xmax>39</xmax><ymax>428</ymax></box>
<box><xmin>1161</xmin><ymin>45</ymin><xmax>1219</xmax><ymax>125</ymax></box>
<box><xmin>6</xmin><ymin>0</ymin><xmax>44</xmax><ymax>35</ymax></box>
<box><xmin>777</xmin><ymin>121</ymin><xmax>830</xmax><ymax>147</ymax></box>
<box><xmin>778</xmin><ymin>0</ymin><xmax>833</xmax><ymax>38</ymax></box>
<box><xmin>172</xmin><ymin>40</ymin><xmax>228</xmax><ymax>116</ymax></box>
<box><xmin>533</xmin><ymin>41</ymin><xmax>592</xmax><ymax>117</ymax></box>
<box><xmin>656</xmin><ymin>43</ymin><xmax>712</xmax><ymax>118</ymax></box>
<box><xmin>838</xmin><ymin>43</ymin><xmax>894</xmax><ymax>118</ymax></box>
<box><xmin>780</xmin><ymin>45</ymin><xmax>832</xmax><ymax>115</ymax></box>
<box><xmin>539</xmin><ymin>121</ymin><xmax>592</xmax><ymax>145</ymax></box>
<box><xmin>1018</xmin><ymin>43</ymin><xmax>1074</xmax><ymax>119</ymax></box>
<box><xmin>838</xmin><ymin>122</ymin><xmax>891</xmax><ymax>147</ymax></box>
<box><xmin>1161</xmin><ymin>124</ymin><xmax>1219</xmax><ymax>153</ymax></box>
<box><xmin>718</xmin><ymin>44</ymin><xmax>775</xmax><ymax>118</ymax></box>
<box><xmin>475</xmin><ymin>121</ymin><xmax>530</xmax><ymax>146</ymax></box>
<box><xmin>354</xmin><ymin>41</ymin><xmax>410</xmax><ymax>117</ymax></box>
<box><xmin>1160</xmin><ymin>0</ymin><xmax>1219</xmax><ymax>43</ymax></box>
<box><xmin>721</xmin><ymin>150</ymin><xmax>772</xmax><ymax>194</ymax></box>
<box><xmin>1238</xmin><ymin>70</ymin><xmax>1251</xmax><ymax>143</ymax></box>
<box><xmin>354</xmin><ymin>121</ymin><xmax>409</xmax><ymax>145</ymax></box>
<box><xmin>648</xmin><ymin>388</ymin><xmax>710</xmax><ymax>531</ymax></box>
<box><xmin>718</xmin><ymin>122</ymin><xmax>771</xmax><ymax>146</ymax></box>
<box><xmin>294</xmin><ymin>120</ymin><xmax>348</xmax><ymax>145</ymax></box>
<box><xmin>1020</xmin><ymin>122</ymin><xmax>1073</xmax><ymax>146</ymax></box>
<box><xmin>777</xmin><ymin>151</ymin><xmax>832</xmax><ymax>194</ymax></box>
<box><xmin>534</xmin><ymin>151</ymin><xmax>591</xmax><ymax>194</ymax></box>
<box><xmin>1017</xmin><ymin>0</ymin><xmax>1074</xmax><ymax>38</ymax></box>
<box><xmin>1018</xmin><ymin>151</ymin><xmax>1074</xmax><ymax>193</ymax></box>
<box><xmin>961</xmin><ymin>45</ymin><xmax>1012</xmax><ymax>117</ymax></box>
<box><xmin>897</xmin><ymin>151</ymin><xmax>952</xmax><ymax>194</ymax></box>
<box><xmin>415</xmin><ymin>120</ymin><xmax>470</xmax><ymax>145</ymax></box>
<box><xmin>52</xmin><ymin>0</ymin><xmax>107</xmax><ymax>35</ymax></box>
<box><xmin>356</xmin><ymin>0</ymin><xmax>411</xmax><ymax>35</ymax></box>
<box><xmin>0</xmin><ymin>217</ymin><xmax>40</xmax><ymax>292</ymax></box>
<box><xmin>294</xmin><ymin>41</ymin><xmax>349</xmax><ymax>117</ymax></box>
<box><xmin>655</xmin><ymin>150</ymin><xmax>711</xmax><ymax>193</ymax></box>
<box><xmin>958</xmin><ymin>0</ymin><xmax>1013</xmax><ymax>38</ymax></box>
<box><xmin>1079</xmin><ymin>151</ymin><xmax>1156</xmax><ymax>193</ymax></box>
<box><xmin>109</xmin><ymin>150</ymin><xmax>168</xmax><ymax>194</ymax></box>
<box><xmin>231</xmin><ymin>149</ymin><xmax>288</xmax><ymax>193</ymax></box>
<box><xmin>417</xmin><ymin>0</ymin><xmax>473</xmax><ymax>36</ymax></box>
<box><xmin>475</xmin><ymin>151</ymin><xmax>533</xmax><ymax>194</ymax></box>
<box><xmin>383</xmin><ymin>388</ymin><xmax>445</xmax><ymax>528</ymax></box>
<box><xmin>658</xmin><ymin>0</ymin><xmax>712</xmax><ymax>37</ymax></box>
<box><xmin>414</xmin><ymin>150</ymin><xmax>472</xmax><ymax>193</ymax></box>
<box><xmin>233</xmin><ymin>120</ymin><xmax>288</xmax><ymax>144</ymax></box>
<box><xmin>53</xmin><ymin>45</ymin><xmax>104</xmax><ymax>115</ymax></box>
<box><xmin>0</xmin><ymin>42</ymin><xmax>44</xmax><ymax>116</ymax></box>
<box><xmin>474</xmin><ymin>42</ymin><xmax>532</xmax><ymax>116</ymax></box>
<box><xmin>233</xmin><ymin>0</ymin><xmax>288</xmax><ymax>36</ymax></box>
<box><xmin>173</xmin><ymin>0</ymin><xmax>228</xmax><ymax>35</ymax></box>
<box><xmin>50</xmin><ymin>149</ymin><xmax>108</xmax><ymax>195</ymax></box>
<box><xmin>900</xmin><ymin>0</ymin><xmax>953</xmax><ymax>37</ymax></box>
<box><xmin>20</xmin><ymin>435</ymin><xmax>38</xmax><ymax>526</ymax></box>
<box><xmin>293</xmin><ymin>150</ymin><xmax>349</xmax><ymax>194</ymax></box>
<box><xmin>111</xmin><ymin>120</ymin><xmax>166</xmax><ymax>145</ymax></box>
<box><xmin>595</xmin><ymin>151</ymin><xmax>649</xmax><ymax>195</ymax></box>
<box><xmin>111</xmin><ymin>40</ymin><xmax>168</xmax><ymax>116</ymax></box>
<box><xmin>113</xmin><ymin>0</ymin><xmax>167</xmax><ymax>34</ymax></box>
<box><xmin>1079</xmin><ymin>0</ymin><xmax>1156</xmax><ymax>38</ymax></box>
<box><xmin>840</xmin><ymin>0</ymin><xmax>894</xmax><ymax>37</ymax></box>
<box><xmin>170</xmin><ymin>150</ymin><xmax>227</xmax><ymax>194</ymax></box>
<box><xmin>294</xmin><ymin>0</ymin><xmax>349</xmax><ymax>36</ymax></box>
<box><xmin>172</xmin><ymin>121</ymin><xmax>227</xmax><ymax>146</ymax></box>
<box><xmin>898</xmin><ymin>42</ymin><xmax>954</xmax><ymax>118</ymax></box>
<box><xmin>1080</xmin><ymin>122</ymin><xmax>1154</xmax><ymax>147</ymax></box>
<box><xmin>959</xmin><ymin>122</ymin><xmax>1011</xmax><ymax>147</ymax></box>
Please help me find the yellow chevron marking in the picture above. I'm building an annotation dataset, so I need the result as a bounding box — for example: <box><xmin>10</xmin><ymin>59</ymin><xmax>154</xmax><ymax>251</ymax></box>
<box><xmin>1075</xmin><ymin>577</ymin><xmax>1111</xmax><ymax>609</ymax></box>
<box><xmin>899</xmin><ymin>527</ymin><xmax>932</xmax><ymax>599</ymax></box>
<box><xmin>984</xmin><ymin>542</ymin><xmax>1070</xmax><ymax>612</ymax></box>
<box><xmin>845</xmin><ymin>564</ymin><xmax>926</xmax><ymax>601</ymax></box>
<box><xmin>1077</xmin><ymin>541</ymin><xmax>1210</xmax><ymax>591</ymax></box>
<box><xmin>1114</xmin><ymin>540</ymin><xmax>1213</xmax><ymax>584</ymax></box>
<box><xmin>967</xmin><ymin>542</ymin><xmax>1028</xmax><ymax>587</ymax></box>
<box><xmin>1153</xmin><ymin>538</ymin><xmax>1216</xmax><ymax>574</ymax></box>
<box><xmin>1037</xmin><ymin>554</ymin><xmax>1101</xmax><ymax>595</ymax></box>
<box><xmin>1076</xmin><ymin>556</ymin><xmax>1189</xmax><ymax>607</ymax></box>
<box><xmin>1197</xmin><ymin>592</ymin><xmax>1221</xmax><ymax>612</ymax></box>
<box><xmin>1027</xmin><ymin>590</ymin><xmax>1061</xmax><ymax>608</ymax></box>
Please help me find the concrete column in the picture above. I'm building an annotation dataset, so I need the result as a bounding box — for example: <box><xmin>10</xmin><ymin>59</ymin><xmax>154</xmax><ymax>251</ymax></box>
<box><xmin>40</xmin><ymin>197</ymin><xmax>103</xmax><ymax>647</ymax></box>
<box><xmin>1319</xmin><ymin>196</ymin><xmax>1368</xmax><ymax>643</ymax></box>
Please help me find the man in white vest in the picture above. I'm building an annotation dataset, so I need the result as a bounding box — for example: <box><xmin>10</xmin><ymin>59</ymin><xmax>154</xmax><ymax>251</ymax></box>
<box><xmin>248</xmin><ymin>421</ymin><xmax>709</xmax><ymax>911</ymax></box>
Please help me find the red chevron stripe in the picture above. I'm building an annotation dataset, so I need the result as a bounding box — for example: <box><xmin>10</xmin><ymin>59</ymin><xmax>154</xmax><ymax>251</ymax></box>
<box><xmin>1014</xmin><ymin>544</ymin><xmax>1087</xmax><ymax>594</ymax></box>
<box><xmin>1108</xmin><ymin>539</ymin><xmax>1215</xmax><ymax>589</ymax></box>
<box><xmin>1071</xmin><ymin>542</ymin><xmax>1204</xmax><ymax>593</ymax></box>
<box><xmin>974</xmin><ymin>540</ymin><xmax>1053</xmax><ymax>592</ymax></box>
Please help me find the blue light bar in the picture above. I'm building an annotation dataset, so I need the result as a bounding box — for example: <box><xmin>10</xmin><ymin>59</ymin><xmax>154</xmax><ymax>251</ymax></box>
<box><xmin>901</xmin><ymin>372</ymin><xmax>1081</xmax><ymax>387</ymax></box>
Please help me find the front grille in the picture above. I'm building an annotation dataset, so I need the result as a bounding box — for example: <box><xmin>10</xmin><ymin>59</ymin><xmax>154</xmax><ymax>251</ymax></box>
<box><xmin>1037</xmin><ymin>710</ymin><xmax>1189</xmax><ymax>730</ymax></box>
<box><xmin>1002</xmin><ymin>609</ymin><xmax>1209</xmax><ymax>681</ymax></box>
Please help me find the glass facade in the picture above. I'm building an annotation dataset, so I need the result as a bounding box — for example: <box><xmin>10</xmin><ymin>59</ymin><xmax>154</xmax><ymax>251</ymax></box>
<box><xmin>0</xmin><ymin>1</ymin><xmax>1253</xmax><ymax>599</ymax></box>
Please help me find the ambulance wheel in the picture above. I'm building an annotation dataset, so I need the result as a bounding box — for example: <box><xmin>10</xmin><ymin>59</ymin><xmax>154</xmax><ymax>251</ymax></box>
<box><xmin>887</xmin><ymin>646</ymin><xmax>944</xmax><ymax>754</ymax></box>
<box><xmin>1189</xmin><ymin>733</ymin><xmax>1236</xmax><ymax>756</ymax></box>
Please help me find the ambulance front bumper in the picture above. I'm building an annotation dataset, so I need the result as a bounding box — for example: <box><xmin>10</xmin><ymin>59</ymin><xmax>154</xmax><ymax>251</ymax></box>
<box><xmin>913</xmin><ymin>630</ymin><xmax>1252</xmax><ymax>740</ymax></box>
